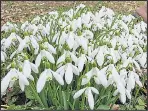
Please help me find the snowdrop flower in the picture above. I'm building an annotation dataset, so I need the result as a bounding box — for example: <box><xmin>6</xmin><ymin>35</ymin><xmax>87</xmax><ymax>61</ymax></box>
<box><xmin>4</xmin><ymin>33</ymin><xmax>22</xmax><ymax>50</ymax></box>
<box><xmin>96</xmin><ymin>48</ymin><xmax>104</xmax><ymax>66</ymax></box>
<box><xmin>81</xmin><ymin>66</ymin><xmax>108</xmax><ymax>87</ymax></box>
<box><xmin>83</xmin><ymin>30</ymin><xmax>94</xmax><ymax>39</ymax></box>
<box><xmin>30</xmin><ymin>35</ymin><xmax>39</xmax><ymax>55</ymax></box>
<box><xmin>31</xmin><ymin>16</ymin><xmax>40</xmax><ymax>24</ymax></box>
<box><xmin>23</xmin><ymin>59</ymin><xmax>38</xmax><ymax>79</ymax></box>
<box><xmin>73</xmin><ymin>87</ymin><xmax>99</xmax><ymax>110</ymax></box>
<box><xmin>56</xmin><ymin>63</ymin><xmax>79</xmax><ymax>84</ymax></box>
<box><xmin>37</xmin><ymin>68</ymin><xmax>64</xmax><ymax>93</ymax></box>
<box><xmin>1</xmin><ymin>22</ymin><xmax>18</xmax><ymax>32</ymax></box>
<box><xmin>1</xmin><ymin>68</ymin><xmax>29</xmax><ymax>96</ymax></box>
<box><xmin>66</xmin><ymin>32</ymin><xmax>75</xmax><ymax>49</ymax></box>
<box><xmin>1</xmin><ymin>51</ymin><xmax>7</xmax><ymax>62</ymax></box>
<box><xmin>135</xmin><ymin>52</ymin><xmax>147</xmax><ymax>68</ymax></box>
<box><xmin>108</xmin><ymin>64</ymin><xmax>126</xmax><ymax>103</ymax></box>
<box><xmin>43</xmin><ymin>42</ymin><xmax>56</xmax><ymax>54</ymax></box>
<box><xmin>56</xmin><ymin>50</ymin><xmax>78</xmax><ymax>65</ymax></box>
<box><xmin>77</xmin><ymin>54</ymin><xmax>87</xmax><ymax>72</ymax></box>
<box><xmin>35</xmin><ymin>49</ymin><xmax>55</xmax><ymax>67</ymax></box>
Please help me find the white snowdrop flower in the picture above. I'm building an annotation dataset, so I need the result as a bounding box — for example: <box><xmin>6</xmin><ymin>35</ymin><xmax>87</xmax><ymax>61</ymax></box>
<box><xmin>75</xmin><ymin>4</ymin><xmax>86</xmax><ymax>13</ymax></box>
<box><xmin>43</xmin><ymin>42</ymin><xmax>56</xmax><ymax>54</ymax></box>
<box><xmin>126</xmin><ymin>71</ymin><xmax>136</xmax><ymax>92</ymax></box>
<box><xmin>81</xmin><ymin>12</ymin><xmax>91</xmax><ymax>25</ymax></box>
<box><xmin>94</xmin><ymin>66</ymin><xmax>108</xmax><ymax>88</ymax></box>
<box><xmin>4</xmin><ymin>33</ymin><xmax>22</xmax><ymax>50</ymax></box>
<box><xmin>1</xmin><ymin>68</ymin><xmax>29</xmax><ymax>96</ymax></box>
<box><xmin>1</xmin><ymin>51</ymin><xmax>7</xmax><ymax>62</ymax></box>
<box><xmin>23</xmin><ymin>59</ymin><xmax>38</xmax><ymax>79</ymax></box>
<box><xmin>1</xmin><ymin>22</ymin><xmax>18</xmax><ymax>32</ymax></box>
<box><xmin>30</xmin><ymin>35</ymin><xmax>39</xmax><ymax>55</ymax></box>
<box><xmin>81</xmin><ymin>66</ymin><xmax>108</xmax><ymax>87</ymax></box>
<box><xmin>135</xmin><ymin>52</ymin><xmax>147</xmax><ymax>68</ymax></box>
<box><xmin>56</xmin><ymin>51</ymin><xmax>78</xmax><ymax>65</ymax></box>
<box><xmin>56</xmin><ymin>63</ymin><xmax>79</xmax><ymax>84</ymax></box>
<box><xmin>89</xmin><ymin>47</ymin><xmax>99</xmax><ymax>59</ymax></box>
<box><xmin>21</xmin><ymin>21</ymin><xmax>29</xmax><ymax>31</ymax></box>
<box><xmin>59</xmin><ymin>31</ymin><xmax>68</xmax><ymax>45</ymax></box>
<box><xmin>71</xmin><ymin>17</ymin><xmax>82</xmax><ymax>31</ymax></box>
<box><xmin>83</xmin><ymin>30</ymin><xmax>94</xmax><ymax>39</ymax></box>
<box><xmin>77</xmin><ymin>54</ymin><xmax>87</xmax><ymax>72</ymax></box>
<box><xmin>52</xmin><ymin>32</ymin><xmax>60</xmax><ymax>43</ymax></box>
<box><xmin>127</xmin><ymin>35</ymin><xmax>133</xmax><ymax>47</ymax></box>
<box><xmin>111</xmin><ymin>38</ymin><xmax>117</xmax><ymax>49</ymax></box>
<box><xmin>37</xmin><ymin>68</ymin><xmax>64</xmax><ymax>93</ymax></box>
<box><xmin>35</xmin><ymin>49</ymin><xmax>55</xmax><ymax>67</ymax></box>
<box><xmin>96</xmin><ymin>48</ymin><xmax>104</xmax><ymax>66</ymax></box>
<box><xmin>73</xmin><ymin>87</ymin><xmax>99</xmax><ymax>110</ymax></box>
<box><xmin>31</xmin><ymin>16</ymin><xmax>40</xmax><ymax>24</ymax></box>
<box><xmin>66</xmin><ymin>32</ymin><xmax>75</xmax><ymax>49</ymax></box>
<box><xmin>17</xmin><ymin>36</ymin><xmax>30</xmax><ymax>53</ymax></box>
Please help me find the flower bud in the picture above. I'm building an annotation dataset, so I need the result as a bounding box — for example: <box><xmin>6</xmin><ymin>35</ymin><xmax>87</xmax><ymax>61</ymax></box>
<box><xmin>11</xmin><ymin>61</ymin><xmax>16</xmax><ymax>68</ymax></box>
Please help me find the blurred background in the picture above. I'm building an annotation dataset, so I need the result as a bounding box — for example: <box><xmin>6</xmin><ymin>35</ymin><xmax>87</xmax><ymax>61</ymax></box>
<box><xmin>1</xmin><ymin>1</ymin><xmax>146</xmax><ymax>25</ymax></box>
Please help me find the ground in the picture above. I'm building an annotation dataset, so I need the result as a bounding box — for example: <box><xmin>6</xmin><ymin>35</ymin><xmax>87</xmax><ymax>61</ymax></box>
<box><xmin>1</xmin><ymin>1</ymin><xmax>146</xmax><ymax>25</ymax></box>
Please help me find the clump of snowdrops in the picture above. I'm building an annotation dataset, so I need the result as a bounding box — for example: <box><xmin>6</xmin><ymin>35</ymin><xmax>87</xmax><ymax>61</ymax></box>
<box><xmin>1</xmin><ymin>4</ymin><xmax>147</xmax><ymax>110</ymax></box>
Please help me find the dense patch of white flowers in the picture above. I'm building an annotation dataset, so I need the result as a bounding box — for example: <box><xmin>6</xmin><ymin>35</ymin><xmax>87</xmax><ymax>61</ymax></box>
<box><xmin>1</xmin><ymin>4</ymin><xmax>147</xmax><ymax>109</ymax></box>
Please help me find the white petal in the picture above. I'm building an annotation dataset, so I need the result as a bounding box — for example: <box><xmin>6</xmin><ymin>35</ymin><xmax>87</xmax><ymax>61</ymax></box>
<box><xmin>56</xmin><ymin>65</ymin><xmax>65</xmax><ymax>73</ymax></box>
<box><xmin>69</xmin><ymin>52</ymin><xmax>78</xmax><ymax>64</ymax></box>
<box><xmin>120</xmin><ymin>93</ymin><xmax>126</xmax><ymax>104</ymax></box>
<box><xmin>67</xmin><ymin>33</ymin><xmax>74</xmax><ymax>49</ymax></box>
<box><xmin>126</xmin><ymin>89</ymin><xmax>131</xmax><ymax>99</ymax></box>
<box><xmin>96</xmin><ymin>49</ymin><xmax>104</xmax><ymax>66</ymax></box>
<box><xmin>1</xmin><ymin>52</ymin><xmax>5</xmax><ymax>62</ymax></box>
<box><xmin>23</xmin><ymin>60</ymin><xmax>31</xmax><ymax>78</ymax></box>
<box><xmin>73</xmin><ymin>88</ymin><xmax>86</xmax><ymax>99</ymax></box>
<box><xmin>65</xmin><ymin>63</ymin><xmax>73</xmax><ymax>84</ymax></box>
<box><xmin>87</xmin><ymin>89</ymin><xmax>94</xmax><ymax>110</ymax></box>
<box><xmin>44</xmin><ymin>50</ymin><xmax>55</xmax><ymax>64</ymax></box>
<box><xmin>17</xmin><ymin>40</ymin><xmax>26</xmax><ymax>52</ymax></box>
<box><xmin>98</xmin><ymin>68</ymin><xmax>108</xmax><ymax>88</ymax></box>
<box><xmin>28</xmin><ymin>75</ymin><xmax>34</xmax><ymax>81</ymax></box>
<box><xmin>81</xmin><ymin>69</ymin><xmax>93</xmax><ymax>85</ymax></box>
<box><xmin>47</xmin><ymin>43</ymin><xmax>56</xmax><ymax>54</ymax></box>
<box><xmin>90</xmin><ymin>87</ymin><xmax>99</xmax><ymax>94</ymax></box>
<box><xmin>113</xmin><ymin>89</ymin><xmax>119</xmax><ymax>96</ymax></box>
<box><xmin>94</xmin><ymin>77</ymin><xmax>101</xmax><ymax>85</ymax></box>
<box><xmin>52</xmin><ymin>71</ymin><xmax>64</xmax><ymax>85</ymax></box>
<box><xmin>35</xmin><ymin>52</ymin><xmax>42</xmax><ymax>67</ymax></box>
<box><xmin>133</xmin><ymin>60</ymin><xmax>141</xmax><ymax>71</ymax></box>
<box><xmin>80</xmin><ymin>37</ymin><xmax>88</xmax><ymax>51</ymax></box>
<box><xmin>90</xmin><ymin>48</ymin><xmax>99</xmax><ymax>58</ymax></box>
<box><xmin>18</xmin><ymin>73</ymin><xmax>29</xmax><ymax>91</ymax></box>
<box><xmin>56</xmin><ymin>53</ymin><xmax>66</xmax><ymax>65</ymax></box>
<box><xmin>71</xmin><ymin>64</ymin><xmax>80</xmax><ymax>75</ymax></box>
<box><xmin>1</xmin><ymin>72</ymin><xmax>12</xmax><ymax>95</ymax></box>
<box><xmin>36</xmin><ymin>70</ymin><xmax>48</xmax><ymax>93</ymax></box>
<box><xmin>30</xmin><ymin>63</ymin><xmax>39</xmax><ymax>73</ymax></box>
<box><xmin>78</xmin><ymin>56</ymin><xmax>85</xmax><ymax>72</ymax></box>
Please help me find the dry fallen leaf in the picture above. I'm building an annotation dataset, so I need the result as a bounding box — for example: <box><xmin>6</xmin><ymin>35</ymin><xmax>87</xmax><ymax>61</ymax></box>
<box><xmin>111</xmin><ymin>104</ymin><xmax>120</xmax><ymax>110</ymax></box>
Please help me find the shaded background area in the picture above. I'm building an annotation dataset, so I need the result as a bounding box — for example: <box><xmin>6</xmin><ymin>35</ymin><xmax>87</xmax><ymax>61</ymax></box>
<box><xmin>1</xmin><ymin>1</ymin><xmax>146</xmax><ymax>25</ymax></box>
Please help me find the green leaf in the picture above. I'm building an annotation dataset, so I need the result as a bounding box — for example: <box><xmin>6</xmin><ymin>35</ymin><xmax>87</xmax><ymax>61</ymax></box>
<box><xmin>138</xmin><ymin>98</ymin><xmax>145</xmax><ymax>106</ymax></box>
<box><xmin>135</xmin><ymin>105</ymin><xmax>145</xmax><ymax>110</ymax></box>
<box><xmin>25</xmin><ymin>86</ymin><xmax>35</xmax><ymax>100</ymax></box>
<box><xmin>97</xmin><ymin>105</ymin><xmax>110</xmax><ymax>110</ymax></box>
<box><xmin>62</xmin><ymin>91</ymin><xmax>68</xmax><ymax>110</ymax></box>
